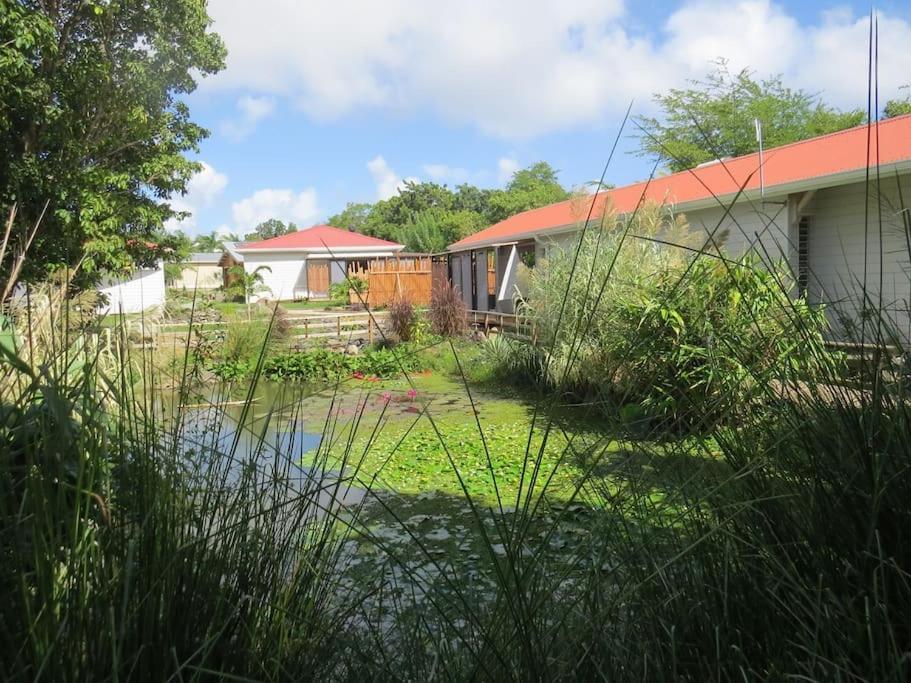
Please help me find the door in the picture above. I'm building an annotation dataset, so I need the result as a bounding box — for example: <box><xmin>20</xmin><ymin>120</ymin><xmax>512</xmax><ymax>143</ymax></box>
<box><xmin>306</xmin><ymin>260</ymin><xmax>330</xmax><ymax>297</ymax></box>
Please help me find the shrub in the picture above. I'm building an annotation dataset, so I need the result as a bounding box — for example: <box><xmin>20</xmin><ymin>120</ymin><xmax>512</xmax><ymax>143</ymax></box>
<box><xmin>262</xmin><ymin>344</ymin><xmax>423</xmax><ymax>382</ymax></box>
<box><xmin>608</xmin><ymin>256</ymin><xmax>832</xmax><ymax>427</ymax></box>
<box><xmin>222</xmin><ymin>320</ymin><xmax>271</xmax><ymax>363</ymax></box>
<box><xmin>388</xmin><ymin>295</ymin><xmax>415</xmax><ymax>342</ymax></box>
<box><xmin>329</xmin><ymin>275</ymin><xmax>369</xmax><ymax>306</ymax></box>
<box><xmin>513</xmin><ymin>203</ymin><xmax>831</xmax><ymax>429</ymax></box>
<box><xmin>328</xmin><ymin>281</ymin><xmax>349</xmax><ymax>304</ymax></box>
<box><xmin>428</xmin><ymin>282</ymin><xmax>467</xmax><ymax>337</ymax></box>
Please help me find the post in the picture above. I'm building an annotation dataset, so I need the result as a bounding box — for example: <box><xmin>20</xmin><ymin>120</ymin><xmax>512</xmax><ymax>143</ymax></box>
<box><xmin>305</xmin><ymin>320</ymin><xmax>309</xmax><ymax>339</ymax></box>
<box><xmin>337</xmin><ymin>316</ymin><xmax>341</xmax><ymax>339</ymax></box>
<box><xmin>368</xmin><ymin>316</ymin><xmax>374</xmax><ymax>344</ymax></box>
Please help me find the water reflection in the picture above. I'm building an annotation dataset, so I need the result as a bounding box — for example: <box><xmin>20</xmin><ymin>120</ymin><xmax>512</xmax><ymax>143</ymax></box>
<box><xmin>159</xmin><ymin>381</ymin><xmax>366</xmax><ymax>513</ymax></box>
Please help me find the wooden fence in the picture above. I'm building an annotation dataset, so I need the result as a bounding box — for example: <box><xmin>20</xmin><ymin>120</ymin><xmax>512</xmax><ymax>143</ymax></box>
<box><xmin>288</xmin><ymin>312</ymin><xmax>388</xmax><ymax>344</ymax></box>
<box><xmin>349</xmin><ymin>256</ymin><xmax>437</xmax><ymax>307</ymax></box>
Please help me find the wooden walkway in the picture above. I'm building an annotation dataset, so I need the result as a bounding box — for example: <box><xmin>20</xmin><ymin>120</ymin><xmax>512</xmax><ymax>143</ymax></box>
<box><xmin>467</xmin><ymin>310</ymin><xmax>536</xmax><ymax>342</ymax></box>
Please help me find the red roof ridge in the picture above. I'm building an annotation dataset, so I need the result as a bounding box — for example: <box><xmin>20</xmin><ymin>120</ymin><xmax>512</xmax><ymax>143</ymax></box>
<box><xmin>238</xmin><ymin>224</ymin><xmax>403</xmax><ymax>251</ymax></box>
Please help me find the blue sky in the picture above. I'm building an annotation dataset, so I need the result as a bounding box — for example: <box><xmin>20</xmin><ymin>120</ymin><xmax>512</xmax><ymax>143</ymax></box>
<box><xmin>169</xmin><ymin>0</ymin><xmax>911</xmax><ymax>237</ymax></box>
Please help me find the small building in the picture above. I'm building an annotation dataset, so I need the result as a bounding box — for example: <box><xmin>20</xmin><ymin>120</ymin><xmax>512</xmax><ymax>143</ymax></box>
<box><xmin>234</xmin><ymin>225</ymin><xmax>404</xmax><ymax>302</ymax></box>
<box><xmin>97</xmin><ymin>261</ymin><xmax>166</xmax><ymax>314</ymax></box>
<box><xmin>219</xmin><ymin>241</ymin><xmax>245</xmax><ymax>291</ymax></box>
<box><xmin>446</xmin><ymin>114</ymin><xmax>911</xmax><ymax>340</ymax></box>
<box><xmin>172</xmin><ymin>252</ymin><xmax>223</xmax><ymax>290</ymax></box>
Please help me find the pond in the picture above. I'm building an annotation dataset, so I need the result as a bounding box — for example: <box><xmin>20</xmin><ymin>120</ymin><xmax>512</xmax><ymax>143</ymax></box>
<box><xmin>159</xmin><ymin>371</ymin><xmax>630</xmax><ymax>624</ymax></box>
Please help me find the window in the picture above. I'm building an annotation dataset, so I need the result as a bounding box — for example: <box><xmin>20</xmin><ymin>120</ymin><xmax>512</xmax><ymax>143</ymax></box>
<box><xmin>798</xmin><ymin>216</ymin><xmax>809</xmax><ymax>296</ymax></box>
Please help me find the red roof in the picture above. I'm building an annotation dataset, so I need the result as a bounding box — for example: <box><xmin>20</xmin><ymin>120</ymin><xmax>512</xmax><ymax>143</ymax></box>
<box><xmin>450</xmin><ymin>114</ymin><xmax>911</xmax><ymax>250</ymax></box>
<box><xmin>238</xmin><ymin>225</ymin><xmax>403</xmax><ymax>251</ymax></box>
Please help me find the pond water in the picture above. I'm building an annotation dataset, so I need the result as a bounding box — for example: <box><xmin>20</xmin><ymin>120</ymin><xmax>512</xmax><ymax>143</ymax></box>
<box><xmin>159</xmin><ymin>375</ymin><xmax>609</xmax><ymax>625</ymax></box>
<box><xmin>159</xmin><ymin>381</ymin><xmax>367</xmax><ymax>511</ymax></box>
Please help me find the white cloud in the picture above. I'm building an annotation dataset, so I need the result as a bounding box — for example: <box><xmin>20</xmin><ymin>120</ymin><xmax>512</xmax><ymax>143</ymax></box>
<box><xmin>367</xmin><ymin>155</ymin><xmax>418</xmax><ymax>200</ymax></box>
<box><xmin>204</xmin><ymin>1</ymin><xmax>911</xmax><ymax>138</ymax></box>
<box><xmin>231</xmin><ymin>188</ymin><xmax>321</xmax><ymax>233</ymax></box>
<box><xmin>662</xmin><ymin>1</ymin><xmax>799</xmax><ymax>76</ymax></box>
<box><xmin>423</xmin><ymin>164</ymin><xmax>470</xmax><ymax>184</ymax></box>
<box><xmin>220</xmin><ymin>94</ymin><xmax>276</xmax><ymax>141</ymax></box>
<box><xmin>166</xmin><ymin>162</ymin><xmax>228</xmax><ymax>233</ymax></box>
<box><xmin>497</xmin><ymin>157</ymin><xmax>520</xmax><ymax>184</ymax></box>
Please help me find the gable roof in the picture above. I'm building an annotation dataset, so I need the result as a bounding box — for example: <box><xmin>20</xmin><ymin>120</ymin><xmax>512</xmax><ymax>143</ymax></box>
<box><xmin>449</xmin><ymin>114</ymin><xmax>911</xmax><ymax>251</ymax></box>
<box><xmin>236</xmin><ymin>225</ymin><xmax>404</xmax><ymax>252</ymax></box>
<box><xmin>188</xmin><ymin>252</ymin><xmax>222</xmax><ymax>263</ymax></box>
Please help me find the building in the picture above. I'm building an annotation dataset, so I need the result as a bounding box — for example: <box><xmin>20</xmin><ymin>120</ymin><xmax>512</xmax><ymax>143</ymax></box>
<box><xmin>97</xmin><ymin>261</ymin><xmax>166</xmax><ymax>314</ymax></box>
<box><xmin>234</xmin><ymin>225</ymin><xmax>404</xmax><ymax>302</ymax></box>
<box><xmin>446</xmin><ymin>115</ymin><xmax>911</xmax><ymax>339</ymax></box>
<box><xmin>172</xmin><ymin>252</ymin><xmax>223</xmax><ymax>290</ymax></box>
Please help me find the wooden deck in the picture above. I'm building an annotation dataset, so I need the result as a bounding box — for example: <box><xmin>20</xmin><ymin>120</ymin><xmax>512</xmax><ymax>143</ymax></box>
<box><xmin>467</xmin><ymin>310</ymin><xmax>535</xmax><ymax>341</ymax></box>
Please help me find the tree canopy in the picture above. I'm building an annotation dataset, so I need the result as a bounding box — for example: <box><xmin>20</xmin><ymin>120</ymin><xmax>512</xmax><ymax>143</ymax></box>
<box><xmin>885</xmin><ymin>86</ymin><xmax>911</xmax><ymax>119</ymax></box>
<box><xmin>328</xmin><ymin>162</ymin><xmax>569</xmax><ymax>252</ymax></box>
<box><xmin>243</xmin><ymin>218</ymin><xmax>297</xmax><ymax>242</ymax></box>
<box><xmin>635</xmin><ymin>61</ymin><xmax>866</xmax><ymax>173</ymax></box>
<box><xmin>0</xmin><ymin>0</ymin><xmax>225</xmax><ymax>284</ymax></box>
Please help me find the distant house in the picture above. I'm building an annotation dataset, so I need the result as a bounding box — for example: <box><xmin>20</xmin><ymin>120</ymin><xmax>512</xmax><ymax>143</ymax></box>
<box><xmin>234</xmin><ymin>225</ymin><xmax>404</xmax><ymax>301</ymax></box>
<box><xmin>219</xmin><ymin>241</ymin><xmax>245</xmax><ymax>291</ymax></box>
<box><xmin>446</xmin><ymin>114</ymin><xmax>911</xmax><ymax>340</ymax></box>
<box><xmin>97</xmin><ymin>261</ymin><xmax>166</xmax><ymax>314</ymax></box>
<box><xmin>173</xmin><ymin>252</ymin><xmax>223</xmax><ymax>290</ymax></box>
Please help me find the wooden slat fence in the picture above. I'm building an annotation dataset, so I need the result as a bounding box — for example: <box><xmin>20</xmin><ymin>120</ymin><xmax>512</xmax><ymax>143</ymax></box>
<box><xmin>349</xmin><ymin>257</ymin><xmax>433</xmax><ymax>307</ymax></box>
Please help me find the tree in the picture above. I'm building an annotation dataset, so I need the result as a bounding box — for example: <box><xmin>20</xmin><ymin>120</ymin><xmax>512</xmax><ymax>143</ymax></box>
<box><xmin>885</xmin><ymin>86</ymin><xmax>911</xmax><ymax>119</ymax></box>
<box><xmin>243</xmin><ymin>219</ymin><xmax>297</xmax><ymax>242</ymax></box>
<box><xmin>226</xmin><ymin>264</ymin><xmax>271</xmax><ymax>307</ymax></box>
<box><xmin>193</xmin><ymin>232</ymin><xmax>228</xmax><ymax>252</ymax></box>
<box><xmin>487</xmin><ymin>162</ymin><xmax>569</xmax><ymax>222</ymax></box>
<box><xmin>327</xmin><ymin>202</ymin><xmax>372</xmax><ymax>233</ymax></box>
<box><xmin>393</xmin><ymin>208</ymin><xmax>486</xmax><ymax>253</ymax></box>
<box><xmin>635</xmin><ymin>61</ymin><xmax>865</xmax><ymax>172</ymax></box>
<box><xmin>0</xmin><ymin>1</ymin><xmax>225</xmax><ymax>285</ymax></box>
<box><xmin>325</xmin><ymin>163</ymin><xmax>568</xmax><ymax>253</ymax></box>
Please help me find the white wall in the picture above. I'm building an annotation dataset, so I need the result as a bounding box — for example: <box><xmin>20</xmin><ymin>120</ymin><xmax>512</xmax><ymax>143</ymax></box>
<box><xmin>802</xmin><ymin>176</ymin><xmax>911</xmax><ymax>341</ymax></box>
<box><xmin>243</xmin><ymin>253</ymin><xmax>307</xmax><ymax>302</ymax></box>
<box><xmin>97</xmin><ymin>262</ymin><xmax>166</xmax><ymax>314</ymax></box>
<box><xmin>682</xmin><ymin>197</ymin><xmax>792</xmax><ymax>265</ymax></box>
<box><xmin>175</xmin><ymin>264</ymin><xmax>222</xmax><ymax>290</ymax></box>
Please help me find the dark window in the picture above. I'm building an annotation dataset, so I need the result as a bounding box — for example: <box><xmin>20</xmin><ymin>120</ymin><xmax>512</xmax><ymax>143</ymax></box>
<box><xmin>798</xmin><ymin>216</ymin><xmax>809</xmax><ymax>296</ymax></box>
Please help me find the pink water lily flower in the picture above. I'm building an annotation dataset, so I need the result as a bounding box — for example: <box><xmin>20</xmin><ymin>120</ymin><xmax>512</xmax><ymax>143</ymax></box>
<box><xmin>407</xmin><ymin>388</ymin><xmax>418</xmax><ymax>401</ymax></box>
<box><xmin>380</xmin><ymin>391</ymin><xmax>392</xmax><ymax>403</ymax></box>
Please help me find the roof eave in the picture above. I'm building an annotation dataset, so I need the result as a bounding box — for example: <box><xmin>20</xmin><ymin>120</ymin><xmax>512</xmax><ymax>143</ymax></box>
<box><xmin>235</xmin><ymin>244</ymin><xmax>405</xmax><ymax>254</ymax></box>
<box><xmin>447</xmin><ymin>160</ymin><xmax>911</xmax><ymax>252</ymax></box>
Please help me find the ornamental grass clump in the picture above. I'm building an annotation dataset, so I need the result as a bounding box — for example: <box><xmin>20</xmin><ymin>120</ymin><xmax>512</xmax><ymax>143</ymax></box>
<box><xmin>428</xmin><ymin>281</ymin><xmax>467</xmax><ymax>337</ymax></box>
<box><xmin>0</xmin><ymin>299</ymin><xmax>374</xmax><ymax>680</ymax></box>
<box><xmin>388</xmin><ymin>294</ymin><xmax>416</xmax><ymax>342</ymax></box>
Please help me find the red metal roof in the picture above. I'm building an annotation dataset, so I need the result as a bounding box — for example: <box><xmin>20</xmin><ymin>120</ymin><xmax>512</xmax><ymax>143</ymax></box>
<box><xmin>450</xmin><ymin>114</ymin><xmax>911</xmax><ymax>250</ymax></box>
<box><xmin>238</xmin><ymin>225</ymin><xmax>403</xmax><ymax>251</ymax></box>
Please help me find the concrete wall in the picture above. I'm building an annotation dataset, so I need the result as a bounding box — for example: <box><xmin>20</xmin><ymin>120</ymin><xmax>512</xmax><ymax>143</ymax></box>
<box><xmin>243</xmin><ymin>253</ymin><xmax>308</xmax><ymax>302</ymax></box>
<box><xmin>97</xmin><ymin>262</ymin><xmax>166</xmax><ymax>314</ymax></box>
<box><xmin>801</xmin><ymin>176</ymin><xmax>911</xmax><ymax>340</ymax></box>
<box><xmin>174</xmin><ymin>263</ymin><xmax>222</xmax><ymax>290</ymax></box>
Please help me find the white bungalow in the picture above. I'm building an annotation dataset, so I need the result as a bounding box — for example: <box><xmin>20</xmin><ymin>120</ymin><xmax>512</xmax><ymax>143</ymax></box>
<box><xmin>97</xmin><ymin>261</ymin><xmax>166</xmax><ymax>314</ymax></box>
<box><xmin>447</xmin><ymin>115</ymin><xmax>911</xmax><ymax>341</ymax></box>
<box><xmin>234</xmin><ymin>225</ymin><xmax>404</xmax><ymax>302</ymax></box>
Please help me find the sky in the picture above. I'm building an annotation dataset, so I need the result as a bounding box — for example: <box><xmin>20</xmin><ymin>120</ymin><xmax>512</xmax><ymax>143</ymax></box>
<box><xmin>168</xmin><ymin>0</ymin><xmax>911</xmax><ymax>238</ymax></box>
